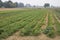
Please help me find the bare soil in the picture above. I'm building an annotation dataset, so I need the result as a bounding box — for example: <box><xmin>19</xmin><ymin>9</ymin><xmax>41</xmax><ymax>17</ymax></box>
<box><xmin>4</xmin><ymin>31</ymin><xmax>60</xmax><ymax>40</ymax></box>
<box><xmin>0</xmin><ymin>8</ymin><xmax>27</xmax><ymax>11</ymax></box>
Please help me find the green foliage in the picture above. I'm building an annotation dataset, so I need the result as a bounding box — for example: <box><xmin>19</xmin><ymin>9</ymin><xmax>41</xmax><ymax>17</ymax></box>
<box><xmin>44</xmin><ymin>3</ymin><xmax>50</xmax><ymax>8</ymax></box>
<box><xmin>0</xmin><ymin>9</ymin><xmax>59</xmax><ymax>39</ymax></box>
<box><xmin>0</xmin><ymin>0</ymin><xmax>19</xmax><ymax>8</ymax></box>
<box><xmin>0</xmin><ymin>29</ymin><xmax>4</xmax><ymax>35</ymax></box>
<box><xmin>0</xmin><ymin>0</ymin><xmax>3</xmax><ymax>7</ymax></box>
<box><xmin>43</xmin><ymin>27</ymin><xmax>55</xmax><ymax>38</ymax></box>
<box><xmin>31</xmin><ymin>27</ymin><xmax>41</xmax><ymax>36</ymax></box>
<box><xmin>0</xmin><ymin>9</ymin><xmax>46</xmax><ymax>39</ymax></box>
<box><xmin>18</xmin><ymin>3</ymin><xmax>24</xmax><ymax>7</ymax></box>
<box><xmin>54</xmin><ymin>17</ymin><xmax>60</xmax><ymax>35</ymax></box>
<box><xmin>43</xmin><ymin>13</ymin><xmax>56</xmax><ymax>38</ymax></box>
<box><xmin>53</xmin><ymin>10</ymin><xmax>60</xmax><ymax>35</ymax></box>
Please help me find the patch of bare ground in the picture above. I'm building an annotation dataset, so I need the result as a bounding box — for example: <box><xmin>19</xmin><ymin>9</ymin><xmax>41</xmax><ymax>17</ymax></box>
<box><xmin>0</xmin><ymin>8</ymin><xmax>27</xmax><ymax>11</ymax></box>
<box><xmin>3</xmin><ymin>32</ymin><xmax>60</xmax><ymax>40</ymax></box>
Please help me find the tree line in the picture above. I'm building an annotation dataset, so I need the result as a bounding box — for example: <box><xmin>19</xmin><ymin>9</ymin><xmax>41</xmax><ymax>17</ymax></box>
<box><xmin>0</xmin><ymin>0</ymin><xmax>25</xmax><ymax>8</ymax></box>
<box><xmin>0</xmin><ymin>0</ymin><xmax>50</xmax><ymax>8</ymax></box>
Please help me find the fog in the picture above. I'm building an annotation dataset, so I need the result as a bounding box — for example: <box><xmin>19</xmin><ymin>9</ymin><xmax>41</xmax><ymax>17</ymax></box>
<box><xmin>2</xmin><ymin>0</ymin><xmax>60</xmax><ymax>7</ymax></box>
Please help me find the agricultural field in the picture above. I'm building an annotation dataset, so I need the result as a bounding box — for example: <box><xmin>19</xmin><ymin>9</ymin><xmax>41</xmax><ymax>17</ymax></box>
<box><xmin>0</xmin><ymin>8</ymin><xmax>60</xmax><ymax>40</ymax></box>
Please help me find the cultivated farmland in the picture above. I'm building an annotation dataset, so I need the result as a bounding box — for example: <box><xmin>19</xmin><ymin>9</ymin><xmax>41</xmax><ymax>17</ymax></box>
<box><xmin>0</xmin><ymin>8</ymin><xmax>60</xmax><ymax>40</ymax></box>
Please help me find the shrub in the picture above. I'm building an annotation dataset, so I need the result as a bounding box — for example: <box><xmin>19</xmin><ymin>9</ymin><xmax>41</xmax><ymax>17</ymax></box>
<box><xmin>0</xmin><ymin>29</ymin><xmax>4</xmax><ymax>34</ymax></box>
<box><xmin>43</xmin><ymin>27</ymin><xmax>55</xmax><ymax>38</ymax></box>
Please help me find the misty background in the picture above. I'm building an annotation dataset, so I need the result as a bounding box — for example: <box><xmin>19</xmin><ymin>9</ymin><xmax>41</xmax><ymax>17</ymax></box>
<box><xmin>2</xmin><ymin>0</ymin><xmax>60</xmax><ymax>7</ymax></box>
<box><xmin>0</xmin><ymin>0</ymin><xmax>60</xmax><ymax>8</ymax></box>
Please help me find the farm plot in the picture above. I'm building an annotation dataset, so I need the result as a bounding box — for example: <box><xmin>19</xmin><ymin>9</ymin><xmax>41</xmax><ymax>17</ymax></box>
<box><xmin>43</xmin><ymin>11</ymin><xmax>55</xmax><ymax>38</ymax></box>
<box><xmin>0</xmin><ymin>9</ymin><xmax>47</xmax><ymax>39</ymax></box>
<box><xmin>0</xmin><ymin>8</ymin><xmax>60</xmax><ymax>40</ymax></box>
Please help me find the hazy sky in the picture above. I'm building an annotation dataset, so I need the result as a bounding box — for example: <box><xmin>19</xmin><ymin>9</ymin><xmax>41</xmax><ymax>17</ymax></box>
<box><xmin>2</xmin><ymin>0</ymin><xmax>60</xmax><ymax>7</ymax></box>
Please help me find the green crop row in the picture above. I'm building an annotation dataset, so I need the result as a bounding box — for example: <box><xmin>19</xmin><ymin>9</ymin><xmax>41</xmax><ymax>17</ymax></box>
<box><xmin>43</xmin><ymin>13</ymin><xmax>55</xmax><ymax>38</ymax></box>
<box><xmin>53</xmin><ymin>9</ymin><xmax>60</xmax><ymax>35</ymax></box>
<box><xmin>0</xmin><ymin>10</ymin><xmax>36</xmax><ymax>28</ymax></box>
<box><xmin>0</xmin><ymin>9</ymin><xmax>46</xmax><ymax>39</ymax></box>
<box><xmin>0</xmin><ymin>9</ymin><xmax>54</xmax><ymax>40</ymax></box>
<box><xmin>54</xmin><ymin>14</ymin><xmax>60</xmax><ymax>35</ymax></box>
<box><xmin>20</xmin><ymin>12</ymin><xmax>46</xmax><ymax>36</ymax></box>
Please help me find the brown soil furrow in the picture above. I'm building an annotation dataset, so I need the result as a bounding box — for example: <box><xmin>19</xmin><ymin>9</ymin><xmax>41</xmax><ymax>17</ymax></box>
<box><xmin>53</xmin><ymin>14</ymin><xmax>60</xmax><ymax>31</ymax></box>
<box><xmin>54</xmin><ymin>14</ymin><xmax>60</xmax><ymax>23</ymax></box>
<box><xmin>37</xmin><ymin>13</ymin><xmax>48</xmax><ymax>40</ymax></box>
<box><xmin>0</xmin><ymin>8</ymin><xmax>27</xmax><ymax>11</ymax></box>
<box><xmin>41</xmin><ymin>13</ymin><xmax>48</xmax><ymax>30</ymax></box>
<box><xmin>52</xmin><ymin>14</ymin><xmax>57</xmax><ymax>30</ymax></box>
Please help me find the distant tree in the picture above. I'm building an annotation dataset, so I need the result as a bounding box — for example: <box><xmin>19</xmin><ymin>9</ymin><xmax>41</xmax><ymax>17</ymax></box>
<box><xmin>0</xmin><ymin>0</ymin><xmax>21</xmax><ymax>8</ymax></box>
<box><xmin>14</xmin><ymin>2</ymin><xmax>18</xmax><ymax>7</ymax></box>
<box><xmin>12</xmin><ymin>2</ymin><xmax>18</xmax><ymax>8</ymax></box>
<box><xmin>33</xmin><ymin>5</ymin><xmax>36</xmax><ymax>7</ymax></box>
<box><xmin>18</xmin><ymin>3</ymin><xmax>24</xmax><ymax>7</ymax></box>
<box><xmin>25</xmin><ymin>4</ymin><xmax>31</xmax><ymax>7</ymax></box>
<box><xmin>3</xmin><ymin>0</ymin><xmax>14</xmax><ymax>8</ymax></box>
<box><xmin>3</xmin><ymin>1</ymin><xmax>8</xmax><ymax>8</ymax></box>
<box><xmin>7</xmin><ymin>0</ymin><xmax>13</xmax><ymax>8</ymax></box>
<box><xmin>0</xmin><ymin>0</ymin><xmax>3</xmax><ymax>7</ymax></box>
<box><xmin>44</xmin><ymin>3</ymin><xmax>50</xmax><ymax>8</ymax></box>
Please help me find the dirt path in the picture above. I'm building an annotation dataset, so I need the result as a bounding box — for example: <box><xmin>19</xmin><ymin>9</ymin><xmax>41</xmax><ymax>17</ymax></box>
<box><xmin>0</xmin><ymin>8</ymin><xmax>28</xmax><ymax>11</ymax></box>
<box><xmin>4</xmin><ymin>34</ymin><xmax>60</xmax><ymax>40</ymax></box>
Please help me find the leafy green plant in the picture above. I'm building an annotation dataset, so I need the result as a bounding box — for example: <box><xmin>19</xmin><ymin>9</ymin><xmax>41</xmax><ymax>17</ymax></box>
<box><xmin>43</xmin><ymin>27</ymin><xmax>55</xmax><ymax>38</ymax></box>
<box><xmin>0</xmin><ymin>29</ymin><xmax>4</xmax><ymax>35</ymax></box>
